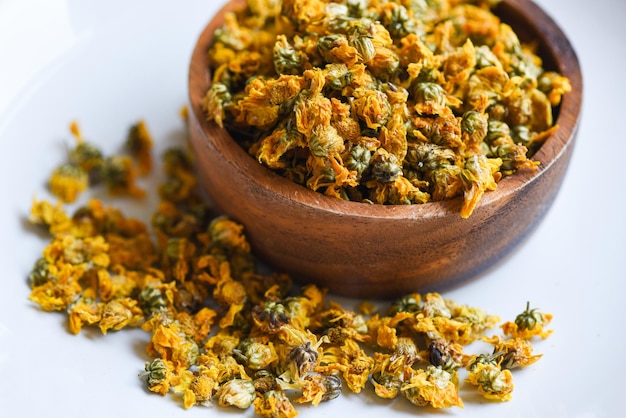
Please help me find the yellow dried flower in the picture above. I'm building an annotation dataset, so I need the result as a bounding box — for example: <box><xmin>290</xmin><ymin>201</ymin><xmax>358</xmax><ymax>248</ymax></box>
<box><xmin>126</xmin><ymin>120</ymin><xmax>153</xmax><ymax>175</ymax></box>
<box><xmin>216</xmin><ymin>378</ymin><xmax>257</xmax><ymax>409</ymax></box>
<box><xmin>501</xmin><ymin>302</ymin><xmax>553</xmax><ymax>339</ymax></box>
<box><xmin>98</xmin><ymin>297</ymin><xmax>144</xmax><ymax>334</ymax></box>
<box><xmin>254</xmin><ymin>389</ymin><xmax>298</xmax><ymax>418</ymax></box>
<box><xmin>401</xmin><ymin>366</ymin><xmax>464</xmax><ymax>408</ymax></box>
<box><xmin>465</xmin><ymin>361</ymin><xmax>514</xmax><ymax>401</ymax></box>
<box><xmin>68</xmin><ymin>296</ymin><xmax>103</xmax><ymax>334</ymax></box>
<box><xmin>482</xmin><ymin>336</ymin><xmax>543</xmax><ymax>369</ymax></box>
<box><xmin>143</xmin><ymin>358</ymin><xmax>175</xmax><ymax>396</ymax></box>
<box><xmin>49</xmin><ymin>163</ymin><xmax>88</xmax><ymax>203</ymax></box>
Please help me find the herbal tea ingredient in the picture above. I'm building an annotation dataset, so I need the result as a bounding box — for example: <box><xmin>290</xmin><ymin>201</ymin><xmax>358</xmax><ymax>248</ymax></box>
<box><xmin>48</xmin><ymin>121</ymin><xmax>149</xmax><ymax>203</ymax></box>
<box><xmin>203</xmin><ymin>0</ymin><xmax>571</xmax><ymax>217</ymax></box>
<box><xmin>27</xmin><ymin>119</ymin><xmax>553</xmax><ymax>415</ymax></box>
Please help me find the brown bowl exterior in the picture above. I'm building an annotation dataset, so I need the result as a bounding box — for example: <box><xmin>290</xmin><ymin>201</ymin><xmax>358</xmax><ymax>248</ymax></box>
<box><xmin>188</xmin><ymin>0</ymin><xmax>582</xmax><ymax>299</ymax></box>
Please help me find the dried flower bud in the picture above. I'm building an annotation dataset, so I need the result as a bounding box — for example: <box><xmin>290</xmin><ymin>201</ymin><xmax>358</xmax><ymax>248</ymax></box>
<box><xmin>235</xmin><ymin>340</ymin><xmax>277</xmax><ymax>371</ymax></box>
<box><xmin>345</xmin><ymin>145</ymin><xmax>371</xmax><ymax>176</ymax></box>
<box><xmin>274</xmin><ymin>35</ymin><xmax>303</xmax><ymax>75</ymax></box>
<box><xmin>317</xmin><ymin>34</ymin><xmax>348</xmax><ymax>63</ymax></box>
<box><xmin>428</xmin><ymin>339</ymin><xmax>461</xmax><ymax>371</ymax></box>
<box><xmin>254</xmin><ymin>389</ymin><xmax>297</xmax><ymax>418</ymax></box>
<box><xmin>380</xmin><ymin>4</ymin><xmax>415</xmax><ymax>39</ymax></box>
<box><xmin>143</xmin><ymin>358</ymin><xmax>169</xmax><ymax>388</ymax></box>
<box><xmin>511</xmin><ymin>125</ymin><xmax>531</xmax><ymax>145</ymax></box>
<box><xmin>346</xmin><ymin>0</ymin><xmax>367</xmax><ymax>17</ymax></box>
<box><xmin>392</xmin><ymin>337</ymin><xmax>420</xmax><ymax>364</ymax></box>
<box><xmin>371</xmin><ymin>150</ymin><xmax>402</xmax><ymax>183</ymax></box>
<box><xmin>468</xmin><ymin>352</ymin><xmax>503</xmax><ymax>371</ymax></box>
<box><xmin>421</xmin><ymin>293</ymin><xmax>451</xmax><ymax>318</ymax></box>
<box><xmin>126</xmin><ymin>120</ymin><xmax>153</xmax><ymax>175</ymax></box>
<box><xmin>405</xmin><ymin>143</ymin><xmax>456</xmax><ymax>172</ymax></box>
<box><xmin>325</xmin><ymin>63</ymin><xmax>352</xmax><ymax>91</ymax></box>
<box><xmin>388</xmin><ymin>293</ymin><xmax>421</xmax><ymax>315</ymax></box>
<box><xmin>204</xmin><ymin>82</ymin><xmax>232</xmax><ymax>127</ymax></box>
<box><xmin>401</xmin><ymin>366</ymin><xmax>463</xmax><ymax>408</ymax></box>
<box><xmin>138</xmin><ymin>287</ymin><xmax>167</xmax><ymax>316</ymax></box>
<box><xmin>515</xmin><ymin>302</ymin><xmax>547</xmax><ymax>331</ymax></box>
<box><xmin>208</xmin><ymin>216</ymin><xmax>250</xmax><ymax>253</ymax></box>
<box><xmin>486</xmin><ymin>119</ymin><xmax>511</xmax><ymax>143</ymax></box>
<box><xmin>28</xmin><ymin>257</ymin><xmax>51</xmax><ymax>288</ymax></box>
<box><xmin>288</xmin><ymin>341</ymin><xmax>319</xmax><ymax>377</ymax></box>
<box><xmin>475</xmin><ymin>45</ymin><xmax>501</xmax><ymax>69</ymax></box>
<box><xmin>465</xmin><ymin>362</ymin><xmax>514</xmax><ymax>402</ymax></box>
<box><xmin>371</xmin><ymin>372</ymin><xmax>402</xmax><ymax>399</ymax></box>
<box><xmin>252</xmin><ymin>301</ymin><xmax>289</xmax><ymax>333</ymax></box>
<box><xmin>309</xmin><ymin>124</ymin><xmax>344</xmax><ymax>158</ymax></box>
<box><xmin>162</xmin><ymin>147</ymin><xmax>193</xmax><ymax>174</ymax></box>
<box><xmin>461</xmin><ymin>111</ymin><xmax>488</xmax><ymax>145</ymax></box>
<box><xmin>412</xmin><ymin>82</ymin><xmax>445</xmax><ymax>106</ymax></box>
<box><xmin>101</xmin><ymin>155</ymin><xmax>144</xmax><ymax>197</ymax></box>
<box><xmin>350</xmin><ymin>35</ymin><xmax>375</xmax><ymax>63</ymax></box>
<box><xmin>69</xmin><ymin>141</ymin><xmax>104</xmax><ymax>182</ymax></box>
<box><xmin>49</xmin><ymin>163</ymin><xmax>89</xmax><ymax>203</ymax></box>
<box><xmin>320</xmin><ymin>374</ymin><xmax>342</xmax><ymax>401</ymax></box>
<box><xmin>217</xmin><ymin>379</ymin><xmax>256</xmax><ymax>409</ymax></box>
<box><xmin>253</xmin><ymin>371</ymin><xmax>280</xmax><ymax>395</ymax></box>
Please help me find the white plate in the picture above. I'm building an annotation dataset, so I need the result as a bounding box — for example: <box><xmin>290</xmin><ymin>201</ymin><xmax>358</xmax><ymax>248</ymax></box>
<box><xmin>1</xmin><ymin>1</ymin><xmax>624</xmax><ymax>417</ymax></box>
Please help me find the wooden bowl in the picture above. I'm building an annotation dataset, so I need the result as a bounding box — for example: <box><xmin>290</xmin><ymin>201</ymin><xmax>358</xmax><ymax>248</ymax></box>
<box><xmin>187</xmin><ymin>0</ymin><xmax>582</xmax><ymax>299</ymax></box>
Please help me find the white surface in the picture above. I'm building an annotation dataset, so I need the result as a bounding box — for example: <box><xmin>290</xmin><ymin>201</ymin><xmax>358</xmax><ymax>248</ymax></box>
<box><xmin>0</xmin><ymin>1</ymin><xmax>624</xmax><ymax>417</ymax></box>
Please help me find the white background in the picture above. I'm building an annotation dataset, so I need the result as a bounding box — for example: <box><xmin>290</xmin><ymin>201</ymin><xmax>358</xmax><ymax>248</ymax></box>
<box><xmin>1</xmin><ymin>1</ymin><xmax>624</xmax><ymax>417</ymax></box>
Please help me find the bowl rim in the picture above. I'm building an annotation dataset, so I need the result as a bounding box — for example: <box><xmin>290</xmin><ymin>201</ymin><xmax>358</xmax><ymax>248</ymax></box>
<box><xmin>188</xmin><ymin>0</ymin><xmax>583</xmax><ymax>222</ymax></box>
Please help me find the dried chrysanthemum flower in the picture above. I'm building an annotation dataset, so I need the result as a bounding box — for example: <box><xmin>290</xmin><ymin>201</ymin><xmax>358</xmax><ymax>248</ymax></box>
<box><xmin>138</xmin><ymin>286</ymin><xmax>168</xmax><ymax>317</ymax></box>
<box><xmin>371</xmin><ymin>370</ymin><xmax>403</xmax><ymax>399</ymax></box>
<box><xmin>29</xmin><ymin>199</ymin><xmax>70</xmax><ymax>233</ymax></box>
<box><xmin>68</xmin><ymin>296</ymin><xmax>103</xmax><ymax>334</ymax></box>
<box><xmin>216</xmin><ymin>378</ymin><xmax>257</xmax><ymax>409</ymax></box>
<box><xmin>370</xmin><ymin>148</ymin><xmax>403</xmax><ymax>184</ymax></box>
<box><xmin>98</xmin><ymin>297</ymin><xmax>144</xmax><ymax>334</ymax></box>
<box><xmin>147</xmin><ymin>321</ymin><xmax>200</xmax><ymax>370</ymax></box>
<box><xmin>234</xmin><ymin>340</ymin><xmax>279</xmax><ymax>371</ymax></box>
<box><xmin>294</xmin><ymin>373</ymin><xmax>342</xmax><ymax>405</ymax></box>
<box><xmin>501</xmin><ymin>301</ymin><xmax>553</xmax><ymax>339</ymax></box>
<box><xmin>28</xmin><ymin>257</ymin><xmax>52</xmax><ymax>288</ymax></box>
<box><xmin>370</xmin><ymin>350</ymin><xmax>413</xmax><ymax>399</ymax></box>
<box><xmin>401</xmin><ymin>365</ymin><xmax>464</xmax><ymax>408</ymax></box>
<box><xmin>69</xmin><ymin>142</ymin><xmax>105</xmax><ymax>184</ymax></box>
<box><xmin>142</xmin><ymin>358</ymin><xmax>175</xmax><ymax>396</ymax></box>
<box><xmin>102</xmin><ymin>155</ymin><xmax>145</xmax><ymax>197</ymax></box>
<box><xmin>460</xmin><ymin>154</ymin><xmax>502</xmax><ymax>218</ymax></box>
<box><xmin>252</xmin><ymin>300</ymin><xmax>289</xmax><ymax>334</ymax></box>
<box><xmin>284</xmin><ymin>341</ymin><xmax>320</xmax><ymax>380</ymax></box>
<box><xmin>49</xmin><ymin>163</ymin><xmax>89</xmax><ymax>203</ymax></box>
<box><xmin>388</xmin><ymin>293</ymin><xmax>422</xmax><ymax>315</ymax></box>
<box><xmin>126</xmin><ymin>120</ymin><xmax>154</xmax><ymax>175</ymax></box>
<box><xmin>333</xmin><ymin>338</ymin><xmax>374</xmax><ymax>393</ymax></box>
<box><xmin>253</xmin><ymin>389</ymin><xmax>298</xmax><ymax>418</ymax></box>
<box><xmin>173</xmin><ymin>366</ymin><xmax>219</xmax><ymax>408</ymax></box>
<box><xmin>428</xmin><ymin>339</ymin><xmax>464</xmax><ymax>371</ymax></box>
<box><xmin>465</xmin><ymin>353</ymin><xmax>515</xmax><ymax>402</ymax></box>
<box><xmin>482</xmin><ymin>336</ymin><xmax>543</xmax><ymax>370</ymax></box>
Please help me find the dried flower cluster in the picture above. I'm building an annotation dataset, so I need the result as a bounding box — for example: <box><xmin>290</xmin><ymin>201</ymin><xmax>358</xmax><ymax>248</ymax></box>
<box><xmin>204</xmin><ymin>0</ymin><xmax>571</xmax><ymax>217</ymax></box>
<box><xmin>28</xmin><ymin>116</ymin><xmax>553</xmax><ymax>416</ymax></box>
<box><xmin>48</xmin><ymin>121</ymin><xmax>151</xmax><ymax>203</ymax></box>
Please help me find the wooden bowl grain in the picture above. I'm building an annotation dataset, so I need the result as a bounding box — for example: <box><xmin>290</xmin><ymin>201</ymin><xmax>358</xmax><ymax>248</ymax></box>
<box><xmin>187</xmin><ymin>0</ymin><xmax>582</xmax><ymax>299</ymax></box>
